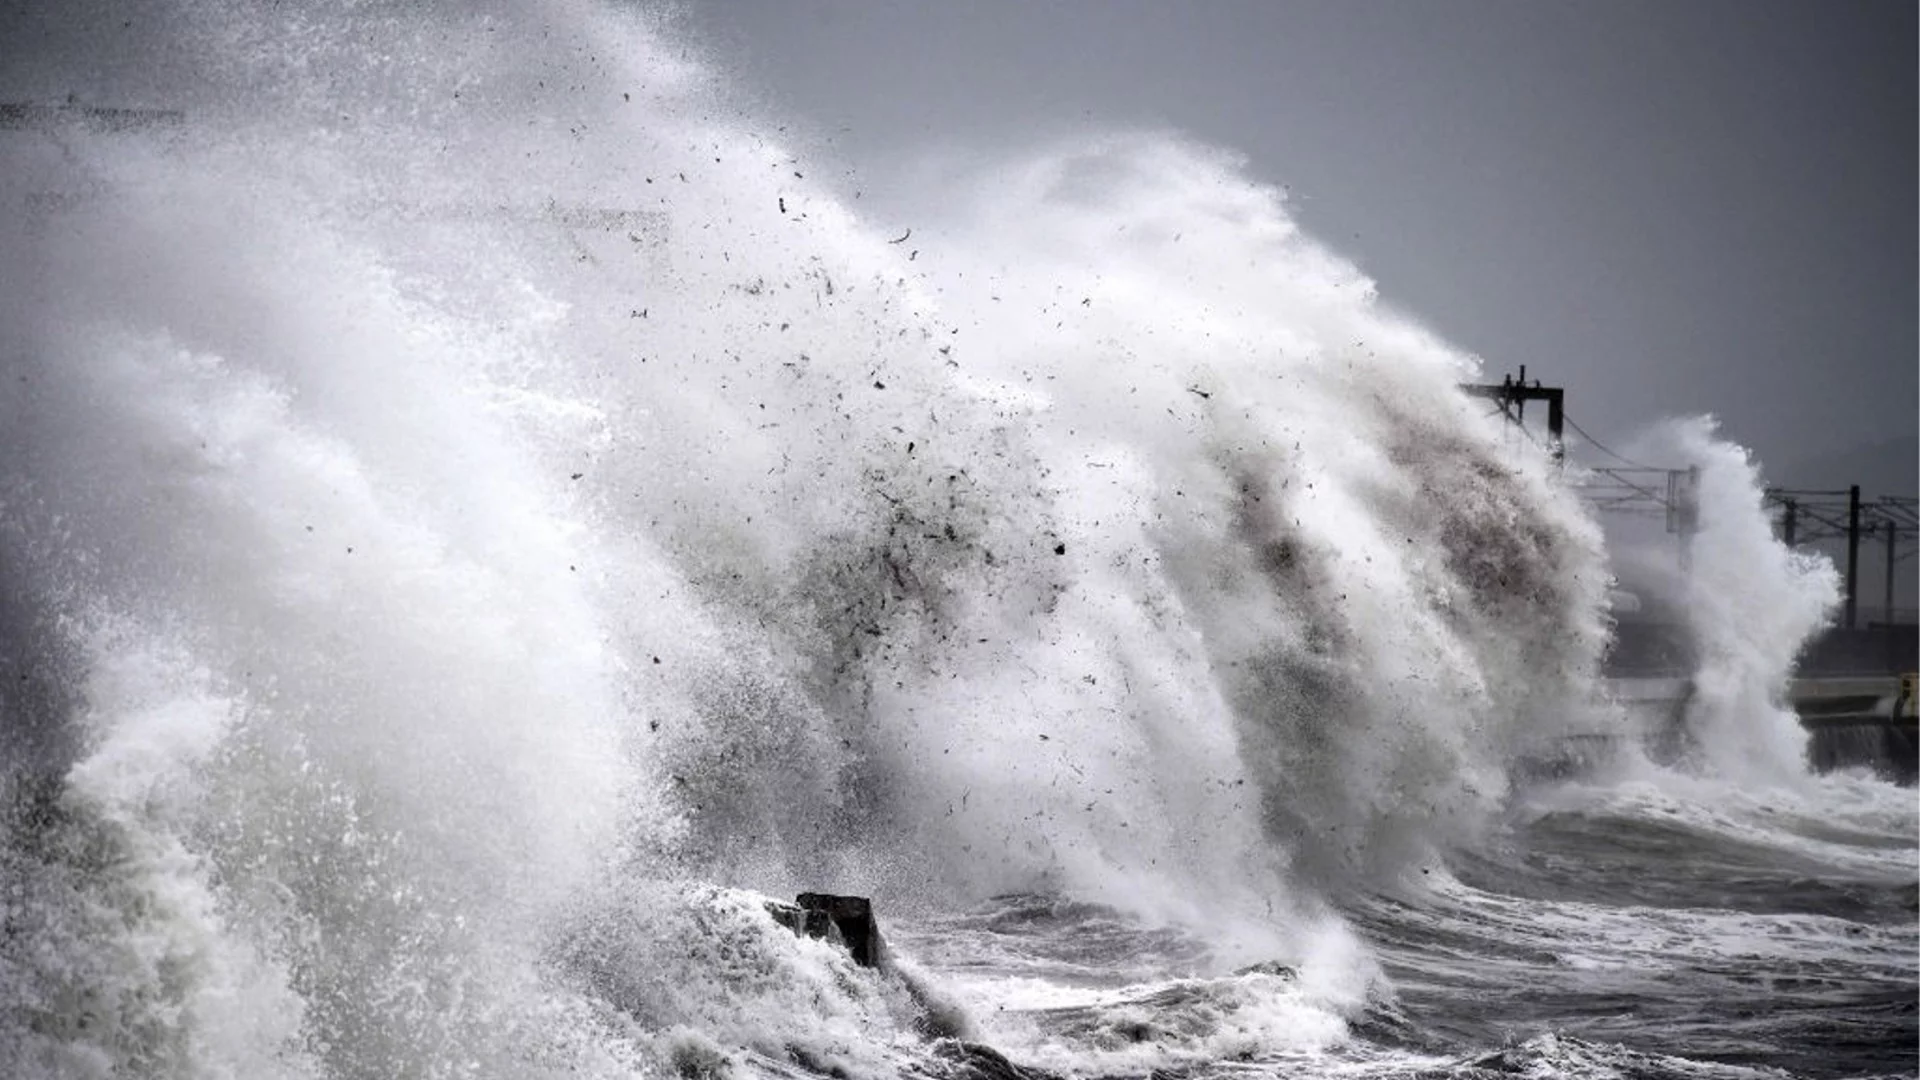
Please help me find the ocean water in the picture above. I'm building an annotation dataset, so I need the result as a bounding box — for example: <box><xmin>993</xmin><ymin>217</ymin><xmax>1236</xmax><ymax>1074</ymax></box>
<box><xmin>0</xmin><ymin>5</ymin><xmax>1912</xmax><ymax>1079</ymax></box>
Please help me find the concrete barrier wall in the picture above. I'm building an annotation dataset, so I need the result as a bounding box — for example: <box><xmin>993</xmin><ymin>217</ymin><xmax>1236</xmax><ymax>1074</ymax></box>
<box><xmin>1595</xmin><ymin>674</ymin><xmax>1917</xmax><ymax>784</ymax></box>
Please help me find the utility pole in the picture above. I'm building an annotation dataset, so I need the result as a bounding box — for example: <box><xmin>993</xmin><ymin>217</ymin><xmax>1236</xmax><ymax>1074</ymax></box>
<box><xmin>1885</xmin><ymin>521</ymin><xmax>1898</xmax><ymax>626</ymax></box>
<box><xmin>1670</xmin><ymin>466</ymin><xmax>1700</xmax><ymax>573</ymax></box>
<box><xmin>1845</xmin><ymin>485</ymin><xmax>1861</xmax><ymax>629</ymax></box>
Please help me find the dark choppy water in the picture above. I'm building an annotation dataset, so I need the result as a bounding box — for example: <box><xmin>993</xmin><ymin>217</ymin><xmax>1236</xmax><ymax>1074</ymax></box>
<box><xmin>883</xmin><ymin>771</ymin><xmax>1917</xmax><ymax>1080</ymax></box>
<box><xmin>1362</xmin><ymin>776</ymin><xmax>1917</xmax><ymax>1079</ymax></box>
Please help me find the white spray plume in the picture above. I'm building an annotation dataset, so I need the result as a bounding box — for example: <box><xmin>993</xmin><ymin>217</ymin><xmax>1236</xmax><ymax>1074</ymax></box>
<box><xmin>1613</xmin><ymin>418</ymin><xmax>1841</xmax><ymax>782</ymax></box>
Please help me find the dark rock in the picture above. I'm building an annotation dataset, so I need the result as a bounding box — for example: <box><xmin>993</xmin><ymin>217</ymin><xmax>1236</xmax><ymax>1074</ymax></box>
<box><xmin>766</xmin><ymin>892</ymin><xmax>887</xmax><ymax>969</ymax></box>
<box><xmin>929</xmin><ymin>1039</ymin><xmax>1064</xmax><ymax>1080</ymax></box>
<box><xmin>1232</xmin><ymin>960</ymin><xmax>1297</xmax><ymax>979</ymax></box>
<box><xmin>784</xmin><ymin>1042</ymin><xmax>850</xmax><ymax>1078</ymax></box>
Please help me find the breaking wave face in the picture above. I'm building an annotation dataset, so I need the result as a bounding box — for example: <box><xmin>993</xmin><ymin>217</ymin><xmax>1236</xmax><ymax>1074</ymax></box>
<box><xmin>0</xmin><ymin>3</ymin><xmax>1841</xmax><ymax>1077</ymax></box>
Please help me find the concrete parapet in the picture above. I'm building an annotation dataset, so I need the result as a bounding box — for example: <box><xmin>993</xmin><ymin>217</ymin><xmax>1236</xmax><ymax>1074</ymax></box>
<box><xmin>1594</xmin><ymin>675</ymin><xmax>1918</xmax><ymax>783</ymax></box>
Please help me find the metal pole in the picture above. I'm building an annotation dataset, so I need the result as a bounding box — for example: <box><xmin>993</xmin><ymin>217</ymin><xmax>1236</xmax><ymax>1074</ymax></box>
<box><xmin>1545</xmin><ymin>389</ymin><xmax>1565</xmax><ymax>465</ymax></box>
<box><xmin>1886</xmin><ymin>521</ymin><xmax>1898</xmax><ymax>626</ymax></box>
<box><xmin>1845</xmin><ymin>485</ymin><xmax>1861</xmax><ymax>629</ymax></box>
<box><xmin>1678</xmin><ymin>466</ymin><xmax>1700</xmax><ymax>573</ymax></box>
<box><xmin>1780</xmin><ymin>499</ymin><xmax>1797</xmax><ymax>547</ymax></box>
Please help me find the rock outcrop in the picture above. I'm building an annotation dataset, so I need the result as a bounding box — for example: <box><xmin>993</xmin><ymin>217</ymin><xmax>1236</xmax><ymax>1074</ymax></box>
<box><xmin>766</xmin><ymin>892</ymin><xmax>886</xmax><ymax>968</ymax></box>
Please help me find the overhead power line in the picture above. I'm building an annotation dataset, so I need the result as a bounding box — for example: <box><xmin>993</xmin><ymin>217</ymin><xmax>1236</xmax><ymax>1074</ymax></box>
<box><xmin>1562</xmin><ymin>413</ymin><xmax>1659</xmax><ymax>470</ymax></box>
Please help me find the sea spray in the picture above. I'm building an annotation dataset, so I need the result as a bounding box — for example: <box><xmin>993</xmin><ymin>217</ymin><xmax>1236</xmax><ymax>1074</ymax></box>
<box><xmin>1607</xmin><ymin>419</ymin><xmax>1841</xmax><ymax>781</ymax></box>
<box><xmin>0</xmin><ymin>2</ymin><xmax>1755</xmax><ymax>1075</ymax></box>
<box><xmin>883</xmin><ymin>134</ymin><xmax>1616</xmax><ymax>888</ymax></box>
<box><xmin>0</xmin><ymin>622</ymin><xmax>320</xmax><ymax>1079</ymax></box>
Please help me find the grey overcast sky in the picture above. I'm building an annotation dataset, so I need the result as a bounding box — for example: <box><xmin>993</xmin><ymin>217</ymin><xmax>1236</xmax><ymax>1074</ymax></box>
<box><xmin>674</xmin><ymin>0</ymin><xmax>1917</xmax><ymax>497</ymax></box>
